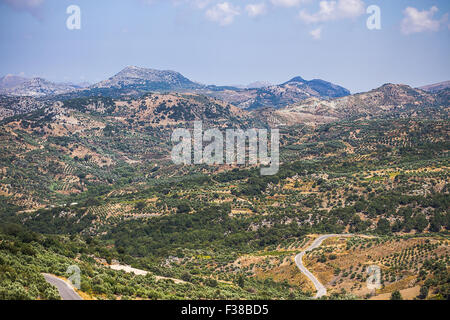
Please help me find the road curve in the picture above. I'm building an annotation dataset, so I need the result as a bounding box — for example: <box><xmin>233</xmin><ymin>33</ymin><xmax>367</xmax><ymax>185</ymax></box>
<box><xmin>43</xmin><ymin>274</ymin><xmax>83</xmax><ymax>300</ymax></box>
<box><xmin>295</xmin><ymin>234</ymin><xmax>353</xmax><ymax>299</ymax></box>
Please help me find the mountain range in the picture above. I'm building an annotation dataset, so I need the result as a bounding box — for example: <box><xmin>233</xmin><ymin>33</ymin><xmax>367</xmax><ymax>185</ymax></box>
<box><xmin>0</xmin><ymin>77</ymin><xmax>447</xmax><ymax>209</ymax></box>
<box><xmin>0</xmin><ymin>66</ymin><xmax>351</xmax><ymax>109</ymax></box>
<box><xmin>0</xmin><ymin>63</ymin><xmax>448</xmax><ymax>302</ymax></box>
<box><xmin>1</xmin><ymin>66</ymin><xmax>448</xmax><ymax>123</ymax></box>
<box><xmin>264</xmin><ymin>83</ymin><xmax>448</xmax><ymax>126</ymax></box>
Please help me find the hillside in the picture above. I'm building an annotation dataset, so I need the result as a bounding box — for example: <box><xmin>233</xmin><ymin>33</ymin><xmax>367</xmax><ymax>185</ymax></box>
<box><xmin>264</xmin><ymin>84</ymin><xmax>446</xmax><ymax>126</ymax></box>
<box><xmin>0</xmin><ymin>77</ymin><xmax>448</xmax><ymax>301</ymax></box>
<box><xmin>0</xmin><ymin>95</ymin><xmax>50</xmax><ymax>121</ymax></box>
<box><xmin>202</xmin><ymin>76</ymin><xmax>350</xmax><ymax>110</ymax></box>
<box><xmin>0</xmin><ymin>68</ymin><xmax>350</xmax><ymax>112</ymax></box>
<box><xmin>0</xmin><ymin>74</ymin><xmax>28</xmax><ymax>90</ymax></box>
<box><xmin>88</xmin><ymin>66</ymin><xmax>203</xmax><ymax>96</ymax></box>
<box><xmin>0</xmin><ymin>92</ymin><xmax>259</xmax><ymax>208</ymax></box>
<box><xmin>419</xmin><ymin>81</ymin><xmax>450</xmax><ymax>93</ymax></box>
<box><xmin>0</xmin><ymin>78</ymin><xmax>80</xmax><ymax>97</ymax></box>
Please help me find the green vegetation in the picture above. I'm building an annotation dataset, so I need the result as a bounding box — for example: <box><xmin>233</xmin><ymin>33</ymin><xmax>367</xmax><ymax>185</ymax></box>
<box><xmin>0</xmin><ymin>89</ymin><xmax>448</xmax><ymax>300</ymax></box>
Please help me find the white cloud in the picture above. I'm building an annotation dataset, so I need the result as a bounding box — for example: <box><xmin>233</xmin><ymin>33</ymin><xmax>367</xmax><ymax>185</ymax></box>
<box><xmin>310</xmin><ymin>27</ymin><xmax>322</xmax><ymax>39</ymax></box>
<box><xmin>171</xmin><ymin>0</ymin><xmax>211</xmax><ymax>9</ymax></box>
<box><xmin>246</xmin><ymin>3</ymin><xmax>267</xmax><ymax>17</ymax></box>
<box><xmin>271</xmin><ymin>0</ymin><xmax>305</xmax><ymax>7</ymax></box>
<box><xmin>192</xmin><ymin>0</ymin><xmax>211</xmax><ymax>9</ymax></box>
<box><xmin>298</xmin><ymin>0</ymin><xmax>365</xmax><ymax>24</ymax></box>
<box><xmin>401</xmin><ymin>6</ymin><xmax>447</xmax><ymax>35</ymax></box>
<box><xmin>205</xmin><ymin>2</ymin><xmax>240</xmax><ymax>26</ymax></box>
<box><xmin>1</xmin><ymin>0</ymin><xmax>44</xmax><ymax>18</ymax></box>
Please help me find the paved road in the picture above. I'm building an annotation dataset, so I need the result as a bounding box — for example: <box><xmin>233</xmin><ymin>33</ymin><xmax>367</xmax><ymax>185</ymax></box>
<box><xmin>43</xmin><ymin>274</ymin><xmax>83</xmax><ymax>300</ymax></box>
<box><xmin>295</xmin><ymin>234</ymin><xmax>353</xmax><ymax>298</ymax></box>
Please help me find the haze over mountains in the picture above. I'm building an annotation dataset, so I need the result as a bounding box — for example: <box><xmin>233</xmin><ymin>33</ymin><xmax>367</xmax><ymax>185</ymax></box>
<box><xmin>265</xmin><ymin>83</ymin><xmax>449</xmax><ymax>126</ymax></box>
<box><xmin>0</xmin><ymin>66</ymin><xmax>448</xmax><ymax>302</ymax></box>
<box><xmin>420</xmin><ymin>80</ymin><xmax>450</xmax><ymax>93</ymax></box>
<box><xmin>1</xmin><ymin>66</ymin><xmax>448</xmax><ymax>118</ymax></box>
<box><xmin>0</xmin><ymin>66</ymin><xmax>351</xmax><ymax>109</ymax></box>
<box><xmin>0</xmin><ymin>75</ymin><xmax>447</xmax><ymax>209</ymax></box>
<box><xmin>0</xmin><ymin>75</ymin><xmax>89</xmax><ymax>97</ymax></box>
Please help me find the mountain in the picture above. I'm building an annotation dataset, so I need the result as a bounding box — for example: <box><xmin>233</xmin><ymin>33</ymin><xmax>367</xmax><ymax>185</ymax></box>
<box><xmin>249</xmin><ymin>76</ymin><xmax>350</xmax><ymax>110</ymax></box>
<box><xmin>199</xmin><ymin>76</ymin><xmax>350</xmax><ymax>110</ymax></box>
<box><xmin>0</xmin><ymin>77</ymin><xmax>79</xmax><ymax>97</ymax></box>
<box><xmin>0</xmin><ymin>74</ymin><xmax>28</xmax><ymax>89</ymax></box>
<box><xmin>419</xmin><ymin>80</ymin><xmax>450</xmax><ymax>93</ymax></box>
<box><xmin>0</xmin><ymin>68</ymin><xmax>350</xmax><ymax>110</ymax></box>
<box><xmin>61</xmin><ymin>81</ymin><xmax>91</xmax><ymax>89</ymax></box>
<box><xmin>56</xmin><ymin>67</ymin><xmax>350</xmax><ymax>108</ymax></box>
<box><xmin>0</xmin><ymin>67</ymin><xmax>204</xmax><ymax>99</ymax></box>
<box><xmin>261</xmin><ymin>83</ymin><xmax>445</xmax><ymax>126</ymax></box>
<box><xmin>231</xmin><ymin>81</ymin><xmax>272</xmax><ymax>89</ymax></box>
<box><xmin>88</xmin><ymin>66</ymin><xmax>203</xmax><ymax>96</ymax></box>
<box><xmin>245</xmin><ymin>81</ymin><xmax>272</xmax><ymax>89</ymax></box>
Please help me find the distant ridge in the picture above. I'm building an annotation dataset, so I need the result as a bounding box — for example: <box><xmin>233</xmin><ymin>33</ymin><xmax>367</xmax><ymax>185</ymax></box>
<box><xmin>0</xmin><ymin>74</ymin><xmax>28</xmax><ymax>89</ymax></box>
<box><xmin>244</xmin><ymin>76</ymin><xmax>350</xmax><ymax>109</ymax></box>
<box><xmin>0</xmin><ymin>77</ymin><xmax>79</xmax><ymax>97</ymax></box>
<box><xmin>419</xmin><ymin>80</ymin><xmax>450</xmax><ymax>93</ymax></box>
<box><xmin>1</xmin><ymin>67</ymin><xmax>350</xmax><ymax>109</ymax></box>
<box><xmin>89</xmin><ymin>66</ymin><xmax>203</xmax><ymax>94</ymax></box>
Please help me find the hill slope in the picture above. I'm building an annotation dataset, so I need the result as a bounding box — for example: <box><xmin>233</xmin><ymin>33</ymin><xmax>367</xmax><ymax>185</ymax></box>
<box><xmin>0</xmin><ymin>78</ymin><xmax>79</xmax><ymax>97</ymax></box>
<box><xmin>419</xmin><ymin>80</ymin><xmax>450</xmax><ymax>93</ymax></box>
<box><xmin>264</xmin><ymin>83</ymin><xmax>446</xmax><ymax>126</ymax></box>
<box><xmin>88</xmin><ymin>66</ymin><xmax>203</xmax><ymax>96</ymax></box>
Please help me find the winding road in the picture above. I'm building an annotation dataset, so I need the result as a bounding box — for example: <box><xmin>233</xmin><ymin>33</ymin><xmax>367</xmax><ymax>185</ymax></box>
<box><xmin>295</xmin><ymin>234</ymin><xmax>353</xmax><ymax>298</ymax></box>
<box><xmin>42</xmin><ymin>234</ymin><xmax>353</xmax><ymax>300</ymax></box>
<box><xmin>43</xmin><ymin>274</ymin><xmax>83</xmax><ymax>300</ymax></box>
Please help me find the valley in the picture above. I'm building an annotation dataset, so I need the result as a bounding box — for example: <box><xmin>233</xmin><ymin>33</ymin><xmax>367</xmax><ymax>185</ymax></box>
<box><xmin>0</xmin><ymin>67</ymin><xmax>448</xmax><ymax>301</ymax></box>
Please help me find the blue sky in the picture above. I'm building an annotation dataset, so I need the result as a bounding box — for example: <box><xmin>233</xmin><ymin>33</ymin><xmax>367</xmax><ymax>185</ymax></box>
<box><xmin>0</xmin><ymin>0</ymin><xmax>449</xmax><ymax>93</ymax></box>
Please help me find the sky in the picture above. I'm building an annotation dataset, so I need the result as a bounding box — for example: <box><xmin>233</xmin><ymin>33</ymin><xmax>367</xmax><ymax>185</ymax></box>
<box><xmin>0</xmin><ymin>0</ymin><xmax>449</xmax><ymax>93</ymax></box>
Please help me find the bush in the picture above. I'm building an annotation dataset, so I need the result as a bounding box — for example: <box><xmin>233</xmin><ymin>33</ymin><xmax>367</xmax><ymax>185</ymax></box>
<box><xmin>390</xmin><ymin>290</ymin><xmax>402</xmax><ymax>300</ymax></box>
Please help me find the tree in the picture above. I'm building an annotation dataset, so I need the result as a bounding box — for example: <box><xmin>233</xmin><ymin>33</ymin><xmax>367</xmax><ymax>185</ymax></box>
<box><xmin>390</xmin><ymin>290</ymin><xmax>402</xmax><ymax>300</ymax></box>
<box><xmin>176</xmin><ymin>203</ymin><xmax>191</xmax><ymax>214</ymax></box>
<box><xmin>135</xmin><ymin>201</ymin><xmax>146</xmax><ymax>211</ymax></box>
<box><xmin>237</xmin><ymin>275</ymin><xmax>245</xmax><ymax>288</ymax></box>
<box><xmin>418</xmin><ymin>286</ymin><xmax>429</xmax><ymax>300</ymax></box>
<box><xmin>181</xmin><ymin>272</ymin><xmax>192</xmax><ymax>282</ymax></box>
<box><xmin>376</xmin><ymin>218</ymin><xmax>391</xmax><ymax>235</ymax></box>
<box><xmin>414</xmin><ymin>214</ymin><xmax>428</xmax><ymax>233</ymax></box>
